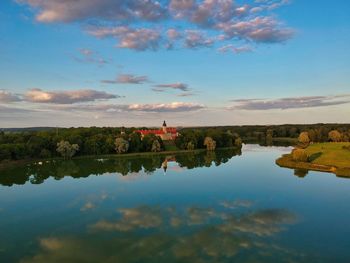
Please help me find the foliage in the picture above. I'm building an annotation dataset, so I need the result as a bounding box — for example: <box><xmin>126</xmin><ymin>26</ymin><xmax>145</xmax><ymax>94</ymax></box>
<box><xmin>298</xmin><ymin>132</ymin><xmax>310</xmax><ymax>145</ymax></box>
<box><xmin>56</xmin><ymin>141</ymin><xmax>79</xmax><ymax>160</ymax></box>
<box><xmin>151</xmin><ymin>140</ymin><xmax>161</xmax><ymax>152</ymax></box>
<box><xmin>342</xmin><ymin>145</ymin><xmax>350</xmax><ymax>151</ymax></box>
<box><xmin>1</xmin><ymin>124</ymin><xmax>350</xmax><ymax>162</ymax></box>
<box><xmin>204</xmin><ymin>137</ymin><xmax>216</xmax><ymax>151</ymax></box>
<box><xmin>187</xmin><ymin>141</ymin><xmax>195</xmax><ymax>150</ymax></box>
<box><xmin>328</xmin><ymin>130</ymin><xmax>342</xmax><ymax>142</ymax></box>
<box><xmin>115</xmin><ymin>138</ymin><xmax>129</xmax><ymax>154</ymax></box>
<box><xmin>234</xmin><ymin>138</ymin><xmax>242</xmax><ymax>148</ymax></box>
<box><xmin>292</xmin><ymin>148</ymin><xmax>309</xmax><ymax>162</ymax></box>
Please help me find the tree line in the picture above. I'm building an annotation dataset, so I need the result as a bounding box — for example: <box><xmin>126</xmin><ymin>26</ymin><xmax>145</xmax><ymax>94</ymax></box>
<box><xmin>0</xmin><ymin>126</ymin><xmax>242</xmax><ymax>162</ymax></box>
<box><xmin>1</xmin><ymin>124</ymin><xmax>349</xmax><ymax>162</ymax></box>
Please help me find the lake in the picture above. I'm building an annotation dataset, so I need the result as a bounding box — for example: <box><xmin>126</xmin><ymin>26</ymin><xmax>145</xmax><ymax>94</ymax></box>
<box><xmin>0</xmin><ymin>145</ymin><xmax>350</xmax><ymax>262</ymax></box>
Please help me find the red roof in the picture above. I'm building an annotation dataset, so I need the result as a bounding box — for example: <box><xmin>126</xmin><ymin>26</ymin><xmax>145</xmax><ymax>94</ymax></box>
<box><xmin>136</xmin><ymin>128</ymin><xmax>177</xmax><ymax>135</ymax></box>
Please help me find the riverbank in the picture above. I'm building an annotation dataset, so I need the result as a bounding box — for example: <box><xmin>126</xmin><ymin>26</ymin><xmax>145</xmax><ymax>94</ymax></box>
<box><xmin>0</xmin><ymin>147</ymin><xmax>241</xmax><ymax>170</ymax></box>
<box><xmin>276</xmin><ymin>143</ymin><xmax>350</xmax><ymax>177</ymax></box>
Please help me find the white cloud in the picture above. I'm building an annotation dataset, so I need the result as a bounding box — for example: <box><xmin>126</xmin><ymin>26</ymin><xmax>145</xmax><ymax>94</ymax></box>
<box><xmin>0</xmin><ymin>90</ymin><xmax>22</xmax><ymax>103</ymax></box>
<box><xmin>18</xmin><ymin>0</ymin><xmax>295</xmax><ymax>51</ymax></box>
<box><xmin>25</xmin><ymin>89</ymin><xmax>119</xmax><ymax>104</ymax></box>
<box><xmin>102</xmin><ymin>74</ymin><xmax>149</xmax><ymax>84</ymax></box>
<box><xmin>53</xmin><ymin>102</ymin><xmax>206</xmax><ymax>113</ymax></box>
<box><xmin>229</xmin><ymin>95</ymin><xmax>350</xmax><ymax>110</ymax></box>
<box><xmin>153</xmin><ymin>83</ymin><xmax>189</xmax><ymax>92</ymax></box>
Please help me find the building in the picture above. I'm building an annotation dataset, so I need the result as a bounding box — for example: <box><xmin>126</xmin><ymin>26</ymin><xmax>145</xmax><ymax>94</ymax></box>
<box><xmin>136</xmin><ymin>121</ymin><xmax>178</xmax><ymax>140</ymax></box>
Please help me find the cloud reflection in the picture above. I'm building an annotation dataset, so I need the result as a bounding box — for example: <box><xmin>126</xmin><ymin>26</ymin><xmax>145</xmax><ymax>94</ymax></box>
<box><xmin>22</xmin><ymin>202</ymin><xmax>301</xmax><ymax>263</ymax></box>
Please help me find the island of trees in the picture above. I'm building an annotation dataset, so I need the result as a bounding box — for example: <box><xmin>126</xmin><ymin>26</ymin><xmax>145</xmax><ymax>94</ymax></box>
<box><xmin>276</xmin><ymin>129</ymin><xmax>350</xmax><ymax>177</ymax></box>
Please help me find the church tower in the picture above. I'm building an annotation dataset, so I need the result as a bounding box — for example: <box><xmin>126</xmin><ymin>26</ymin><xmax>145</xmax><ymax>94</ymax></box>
<box><xmin>162</xmin><ymin>120</ymin><xmax>167</xmax><ymax>133</ymax></box>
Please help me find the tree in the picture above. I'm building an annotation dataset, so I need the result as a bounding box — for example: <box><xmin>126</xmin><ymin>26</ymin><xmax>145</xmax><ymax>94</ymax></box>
<box><xmin>151</xmin><ymin>140</ymin><xmax>161</xmax><ymax>152</ymax></box>
<box><xmin>292</xmin><ymin>148</ymin><xmax>309</xmax><ymax>162</ymax></box>
<box><xmin>115</xmin><ymin>138</ymin><xmax>129</xmax><ymax>154</ymax></box>
<box><xmin>204</xmin><ymin>137</ymin><xmax>216</xmax><ymax>151</ymax></box>
<box><xmin>129</xmin><ymin>132</ymin><xmax>142</xmax><ymax>152</ymax></box>
<box><xmin>328</xmin><ymin>130</ymin><xmax>342</xmax><ymax>142</ymax></box>
<box><xmin>234</xmin><ymin>137</ymin><xmax>242</xmax><ymax>148</ymax></box>
<box><xmin>298</xmin><ymin>132</ymin><xmax>310</xmax><ymax>148</ymax></box>
<box><xmin>56</xmin><ymin>141</ymin><xmax>79</xmax><ymax>160</ymax></box>
<box><xmin>187</xmin><ymin>141</ymin><xmax>195</xmax><ymax>150</ymax></box>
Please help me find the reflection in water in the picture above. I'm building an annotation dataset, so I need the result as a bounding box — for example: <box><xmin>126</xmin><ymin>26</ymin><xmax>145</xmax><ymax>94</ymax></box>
<box><xmin>0</xmin><ymin>148</ymin><xmax>241</xmax><ymax>186</ymax></box>
<box><xmin>21</xmin><ymin>202</ymin><xmax>301</xmax><ymax>263</ymax></box>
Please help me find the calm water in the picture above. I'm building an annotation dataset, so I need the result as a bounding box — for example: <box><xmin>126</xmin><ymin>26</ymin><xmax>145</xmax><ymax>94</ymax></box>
<box><xmin>0</xmin><ymin>145</ymin><xmax>350</xmax><ymax>262</ymax></box>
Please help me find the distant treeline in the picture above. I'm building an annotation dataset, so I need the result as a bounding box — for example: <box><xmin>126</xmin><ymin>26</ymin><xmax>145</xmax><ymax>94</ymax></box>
<box><xmin>183</xmin><ymin>123</ymin><xmax>350</xmax><ymax>141</ymax></box>
<box><xmin>0</xmin><ymin>126</ymin><xmax>241</xmax><ymax>162</ymax></box>
<box><xmin>1</xmin><ymin>123</ymin><xmax>349</xmax><ymax>162</ymax></box>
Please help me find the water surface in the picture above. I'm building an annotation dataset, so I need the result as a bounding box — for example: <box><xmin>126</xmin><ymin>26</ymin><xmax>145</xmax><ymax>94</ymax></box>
<box><xmin>0</xmin><ymin>145</ymin><xmax>349</xmax><ymax>262</ymax></box>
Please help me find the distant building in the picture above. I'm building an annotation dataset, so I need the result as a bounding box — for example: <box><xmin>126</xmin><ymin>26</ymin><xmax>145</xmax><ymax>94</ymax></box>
<box><xmin>136</xmin><ymin>121</ymin><xmax>178</xmax><ymax>140</ymax></box>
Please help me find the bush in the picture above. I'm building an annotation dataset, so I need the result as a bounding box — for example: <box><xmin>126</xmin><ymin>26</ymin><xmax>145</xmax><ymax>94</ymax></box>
<box><xmin>292</xmin><ymin>148</ymin><xmax>309</xmax><ymax>162</ymax></box>
<box><xmin>342</xmin><ymin>145</ymin><xmax>350</xmax><ymax>151</ymax></box>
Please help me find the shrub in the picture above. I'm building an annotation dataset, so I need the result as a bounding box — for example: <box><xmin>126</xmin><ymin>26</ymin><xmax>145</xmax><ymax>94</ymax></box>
<box><xmin>342</xmin><ymin>145</ymin><xmax>350</xmax><ymax>151</ymax></box>
<box><xmin>328</xmin><ymin>130</ymin><xmax>342</xmax><ymax>142</ymax></box>
<box><xmin>292</xmin><ymin>148</ymin><xmax>309</xmax><ymax>162</ymax></box>
<box><xmin>298</xmin><ymin>132</ymin><xmax>310</xmax><ymax>147</ymax></box>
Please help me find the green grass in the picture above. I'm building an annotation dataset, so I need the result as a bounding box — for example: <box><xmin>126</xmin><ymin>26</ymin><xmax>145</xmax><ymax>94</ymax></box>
<box><xmin>276</xmin><ymin>142</ymin><xmax>350</xmax><ymax>177</ymax></box>
<box><xmin>306</xmin><ymin>142</ymin><xmax>350</xmax><ymax>168</ymax></box>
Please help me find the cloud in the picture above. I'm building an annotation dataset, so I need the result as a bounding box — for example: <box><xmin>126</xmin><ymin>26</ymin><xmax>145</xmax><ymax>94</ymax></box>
<box><xmin>25</xmin><ymin>89</ymin><xmax>119</xmax><ymax>104</ymax></box>
<box><xmin>16</xmin><ymin>0</ymin><xmax>166</xmax><ymax>23</ymax></box>
<box><xmin>72</xmin><ymin>48</ymin><xmax>108</xmax><ymax>65</ymax></box>
<box><xmin>153</xmin><ymin>83</ymin><xmax>189</xmax><ymax>92</ymax></box>
<box><xmin>92</xmin><ymin>206</ymin><xmax>163</xmax><ymax>232</ymax></box>
<box><xmin>216</xmin><ymin>16</ymin><xmax>294</xmax><ymax>43</ymax></box>
<box><xmin>184</xmin><ymin>30</ymin><xmax>214</xmax><ymax>48</ymax></box>
<box><xmin>102</xmin><ymin>74</ymin><xmax>149</xmax><ymax>84</ymax></box>
<box><xmin>177</xmin><ymin>92</ymin><xmax>196</xmax><ymax>97</ymax></box>
<box><xmin>0</xmin><ymin>90</ymin><xmax>22</xmax><ymax>103</ymax></box>
<box><xmin>125</xmin><ymin>102</ymin><xmax>205</xmax><ymax>112</ymax></box>
<box><xmin>18</xmin><ymin>0</ymin><xmax>295</xmax><ymax>51</ymax></box>
<box><xmin>229</xmin><ymin>95</ymin><xmax>350</xmax><ymax>110</ymax></box>
<box><xmin>53</xmin><ymin>102</ymin><xmax>206</xmax><ymax>113</ymax></box>
<box><xmin>217</xmin><ymin>44</ymin><xmax>253</xmax><ymax>54</ymax></box>
<box><xmin>24</xmin><ymin>203</ymin><xmax>302</xmax><ymax>263</ymax></box>
<box><xmin>87</xmin><ymin>26</ymin><xmax>162</xmax><ymax>51</ymax></box>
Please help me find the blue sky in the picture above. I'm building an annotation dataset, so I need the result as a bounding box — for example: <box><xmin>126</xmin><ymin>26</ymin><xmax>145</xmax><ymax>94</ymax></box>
<box><xmin>0</xmin><ymin>0</ymin><xmax>349</xmax><ymax>127</ymax></box>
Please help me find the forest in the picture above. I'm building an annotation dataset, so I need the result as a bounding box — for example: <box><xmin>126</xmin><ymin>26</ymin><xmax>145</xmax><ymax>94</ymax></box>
<box><xmin>1</xmin><ymin>123</ymin><xmax>349</xmax><ymax>162</ymax></box>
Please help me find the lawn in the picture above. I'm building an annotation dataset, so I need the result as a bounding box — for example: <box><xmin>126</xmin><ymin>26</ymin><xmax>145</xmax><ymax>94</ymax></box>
<box><xmin>276</xmin><ymin>142</ymin><xmax>350</xmax><ymax>177</ymax></box>
<box><xmin>306</xmin><ymin>142</ymin><xmax>350</xmax><ymax>168</ymax></box>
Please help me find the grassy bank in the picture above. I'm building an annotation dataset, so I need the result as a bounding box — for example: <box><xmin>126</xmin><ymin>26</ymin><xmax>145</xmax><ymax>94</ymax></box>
<box><xmin>276</xmin><ymin>143</ymin><xmax>350</xmax><ymax>177</ymax></box>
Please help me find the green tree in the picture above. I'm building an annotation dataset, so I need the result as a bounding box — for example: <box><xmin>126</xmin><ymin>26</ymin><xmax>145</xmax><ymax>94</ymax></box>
<box><xmin>115</xmin><ymin>138</ymin><xmax>129</xmax><ymax>154</ymax></box>
<box><xmin>187</xmin><ymin>141</ymin><xmax>195</xmax><ymax>150</ymax></box>
<box><xmin>234</xmin><ymin>138</ymin><xmax>242</xmax><ymax>148</ymax></box>
<box><xmin>56</xmin><ymin>141</ymin><xmax>79</xmax><ymax>160</ymax></box>
<box><xmin>129</xmin><ymin>132</ymin><xmax>142</xmax><ymax>152</ymax></box>
<box><xmin>151</xmin><ymin>140</ymin><xmax>161</xmax><ymax>152</ymax></box>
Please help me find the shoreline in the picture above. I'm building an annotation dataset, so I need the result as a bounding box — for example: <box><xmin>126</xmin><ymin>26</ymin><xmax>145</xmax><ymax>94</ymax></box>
<box><xmin>276</xmin><ymin>154</ymin><xmax>350</xmax><ymax>177</ymax></box>
<box><xmin>0</xmin><ymin>147</ymin><xmax>241</xmax><ymax>170</ymax></box>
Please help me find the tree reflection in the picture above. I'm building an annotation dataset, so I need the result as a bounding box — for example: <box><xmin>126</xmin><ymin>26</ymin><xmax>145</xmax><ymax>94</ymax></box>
<box><xmin>0</xmin><ymin>148</ymin><xmax>241</xmax><ymax>186</ymax></box>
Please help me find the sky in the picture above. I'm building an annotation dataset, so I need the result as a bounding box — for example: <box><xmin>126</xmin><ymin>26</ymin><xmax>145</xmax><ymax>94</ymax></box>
<box><xmin>0</xmin><ymin>0</ymin><xmax>349</xmax><ymax>128</ymax></box>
